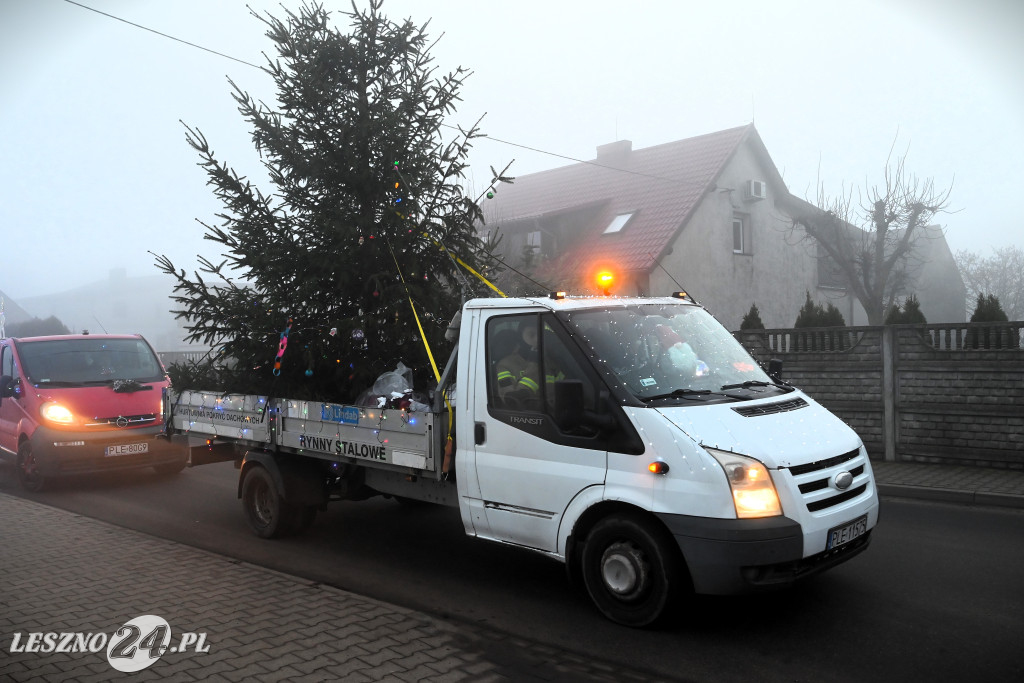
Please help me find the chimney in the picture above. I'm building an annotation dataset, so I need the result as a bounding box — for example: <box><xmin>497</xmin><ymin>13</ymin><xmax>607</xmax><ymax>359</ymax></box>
<box><xmin>596</xmin><ymin>140</ymin><xmax>632</xmax><ymax>167</ymax></box>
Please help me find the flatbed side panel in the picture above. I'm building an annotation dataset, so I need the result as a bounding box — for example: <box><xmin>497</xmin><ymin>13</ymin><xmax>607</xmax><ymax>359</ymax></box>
<box><xmin>277</xmin><ymin>400</ymin><xmax>434</xmax><ymax>474</ymax></box>
<box><xmin>170</xmin><ymin>391</ymin><xmax>272</xmax><ymax>444</ymax></box>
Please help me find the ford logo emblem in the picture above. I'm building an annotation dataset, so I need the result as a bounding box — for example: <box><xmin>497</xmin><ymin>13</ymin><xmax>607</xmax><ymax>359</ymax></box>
<box><xmin>834</xmin><ymin>471</ymin><xmax>853</xmax><ymax>490</ymax></box>
<box><xmin>116</xmin><ymin>416</ymin><xmax>130</xmax><ymax>428</ymax></box>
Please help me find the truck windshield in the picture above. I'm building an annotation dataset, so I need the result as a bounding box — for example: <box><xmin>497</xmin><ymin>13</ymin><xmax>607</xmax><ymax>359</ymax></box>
<box><xmin>16</xmin><ymin>338</ymin><xmax>165</xmax><ymax>386</ymax></box>
<box><xmin>562</xmin><ymin>303</ymin><xmax>780</xmax><ymax>402</ymax></box>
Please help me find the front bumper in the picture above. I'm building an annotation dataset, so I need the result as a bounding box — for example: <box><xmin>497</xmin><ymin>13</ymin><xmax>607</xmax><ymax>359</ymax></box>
<box><xmin>29</xmin><ymin>424</ymin><xmax>187</xmax><ymax>476</ymax></box>
<box><xmin>656</xmin><ymin>512</ymin><xmax>870</xmax><ymax>594</ymax></box>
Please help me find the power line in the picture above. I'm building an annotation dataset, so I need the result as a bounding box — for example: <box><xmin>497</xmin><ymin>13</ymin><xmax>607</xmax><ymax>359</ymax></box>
<box><xmin>63</xmin><ymin>0</ymin><xmax>695</xmax><ymax>187</ymax></box>
<box><xmin>63</xmin><ymin>0</ymin><xmax>263</xmax><ymax>70</ymax></box>
<box><xmin>443</xmin><ymin>126</ymin><xmax>700</xmax><ymax>184</ymax></box>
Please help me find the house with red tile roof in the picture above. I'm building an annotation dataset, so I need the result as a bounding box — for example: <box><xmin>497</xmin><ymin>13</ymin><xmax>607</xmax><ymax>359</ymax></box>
<box><xmin>479</xmin><ymin>124</ymin><xmax>964</xmax><ymax>330</ymax></box>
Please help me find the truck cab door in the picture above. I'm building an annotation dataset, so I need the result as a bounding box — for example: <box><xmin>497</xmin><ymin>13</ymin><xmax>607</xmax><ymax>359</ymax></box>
<box><xmin>467</xmin><ymin>312</ymin><xmax>607</xmax><ymax>552</ymax></box>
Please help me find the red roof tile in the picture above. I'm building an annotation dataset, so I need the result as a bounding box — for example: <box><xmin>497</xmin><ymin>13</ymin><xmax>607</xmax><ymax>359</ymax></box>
<box><xmin>481</xmin><ymin>125</ymin><xmax>754</xmax><ymax>276</ymax></box>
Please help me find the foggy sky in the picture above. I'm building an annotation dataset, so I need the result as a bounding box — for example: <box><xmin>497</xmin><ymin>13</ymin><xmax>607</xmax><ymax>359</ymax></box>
<box><xmin>1</xmin><ymin>0</ymin><xmax>1022</xmax><ymax>301</ymax></box>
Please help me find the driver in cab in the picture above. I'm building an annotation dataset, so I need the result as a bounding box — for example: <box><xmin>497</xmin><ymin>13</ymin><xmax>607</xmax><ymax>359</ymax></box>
<box><xmin>496</xmin><ymin>324</ymin><xmax>541</xmax><ymax>402</ymax></box>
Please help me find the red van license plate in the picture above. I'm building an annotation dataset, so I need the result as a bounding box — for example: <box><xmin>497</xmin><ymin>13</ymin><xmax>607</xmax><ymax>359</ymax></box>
<box><xmin>826</xmin><ymin>515</ymin><xmax>868</xmax><ymax>550</ymax></box>
<box><xmin>105</xmin><ymin>442</ymin><xmax>149</xmax><ymax>457</ymax></box>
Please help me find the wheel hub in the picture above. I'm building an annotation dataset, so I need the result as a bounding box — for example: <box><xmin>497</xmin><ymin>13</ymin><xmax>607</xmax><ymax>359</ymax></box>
<box><xmin>600</xmin><ymin>541</ymin><xmax>648</xmax><ymax>598</ymax></box>
<box><xmin>252</xmin><ymin>485</ymin><xmax>273</xmax><ymax>525</ymax></box>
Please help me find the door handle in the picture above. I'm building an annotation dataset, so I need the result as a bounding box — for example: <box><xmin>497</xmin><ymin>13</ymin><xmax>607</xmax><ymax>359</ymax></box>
<box><xmin>474</xmin><ymin>422</ymin><xmax>486</xmax><ymax>445</ymax></box>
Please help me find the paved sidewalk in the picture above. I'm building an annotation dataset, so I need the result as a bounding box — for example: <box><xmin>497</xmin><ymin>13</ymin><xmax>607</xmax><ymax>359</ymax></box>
<box><xmin>2</xmin><ymin>461</ymin><xmax>1021</xmax><ymax>682</ymax></box>
<box><xmin>0</xmin><ymin>493</ymin><xmax>665</xmax><ymax>683</ymax></box>
<box><xmin>872</xmin><ymin>460</ymin><xmax>1024</xmax><ymax>509</ymax></box>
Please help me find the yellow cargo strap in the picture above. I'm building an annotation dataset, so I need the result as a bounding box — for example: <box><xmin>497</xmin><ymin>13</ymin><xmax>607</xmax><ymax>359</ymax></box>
<box><xmin>424</xmin><ymin>232</ymin><xmax>507</xmax><ymax>298</ymax></box>
<box><xmin>385</xmin><ymin>239</ymin><xmax>441</xmax><ymax>383</ymax></box>
<box><xmin>386</xmin><ymin>237</ymin><xmax>455</xmax><ymax>475</ymax></box>
<box><xmin>455</xmin><ymin>254</ymin><xmax>506</xmax><ymax>298</ymax></box>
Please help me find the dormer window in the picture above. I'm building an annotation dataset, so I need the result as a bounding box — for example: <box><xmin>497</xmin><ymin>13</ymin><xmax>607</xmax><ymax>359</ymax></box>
<box><xmin>603</xmin><ymin>212</ymin><xmax>634</xmax><ymax>234</ymax></box>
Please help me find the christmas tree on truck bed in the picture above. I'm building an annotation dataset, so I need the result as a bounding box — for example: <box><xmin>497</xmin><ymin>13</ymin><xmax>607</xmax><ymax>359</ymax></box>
<box><xmin>155</xmin><ymin>0</ymin><xmax>509</xmax><ymax>401</ymax></box>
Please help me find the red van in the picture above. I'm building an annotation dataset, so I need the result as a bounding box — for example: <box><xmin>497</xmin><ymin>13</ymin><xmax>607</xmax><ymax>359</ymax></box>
<box><xmin>0</xmin><ymin>334</ymin><xmax>188</xmax><ymax>491</ymax></box>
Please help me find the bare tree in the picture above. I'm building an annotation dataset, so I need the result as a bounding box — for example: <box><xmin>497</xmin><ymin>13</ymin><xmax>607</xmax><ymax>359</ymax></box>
<box><xmin>955</xmin><ymin>245</ymin><xmax>1024</xmax><ymax>320</ymax></box>
<box><xmin>787</xmin><ymin>151</ymin><xmax>952</xmax><ymax>325</ymax></box>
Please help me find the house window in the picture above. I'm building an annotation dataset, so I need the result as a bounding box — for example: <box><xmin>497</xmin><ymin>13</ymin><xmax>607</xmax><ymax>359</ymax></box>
<box><xmin>603</xmin><ymin>212</ymin><xmax>634</xmax><ymax>234</ymax></box>
<box><xmin>732</xmin><ymin>217</ymin><xmax>745</xmax><ymax>254</ymax></box>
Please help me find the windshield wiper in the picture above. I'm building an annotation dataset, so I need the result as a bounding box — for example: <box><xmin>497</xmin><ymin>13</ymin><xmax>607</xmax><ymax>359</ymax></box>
<box><xmin>112</xmin><ymin>379</ymin><xmax>152</xmax><ymax>393</ymax></box>
<box><xmin>719</xmin><ymin>380</ymin><xmax>781</xmax><ymax>391</ymax></box>
<box><xmin>641</xmin><ymin>389</ymin><xmax>715</xmax><ymax>402</ymax></box>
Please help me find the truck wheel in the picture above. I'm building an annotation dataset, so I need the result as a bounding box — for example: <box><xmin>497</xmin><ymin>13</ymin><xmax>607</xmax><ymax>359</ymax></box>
<box><xmin>17</xmin><ymin>442</ymin><xmax>47</xmax><ymax>493</ymax></box>
<box><xmin>241</xmin><ymin>465</ymin><xmax>298</xmax><ymax>538</ymax></box>
<box><xmin>580</xmin><ymin>514</ymin><xmax>681</xmax><ymax>627</ymax></box>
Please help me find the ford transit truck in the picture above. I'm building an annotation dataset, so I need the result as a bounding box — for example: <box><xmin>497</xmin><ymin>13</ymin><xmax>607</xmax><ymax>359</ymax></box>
<box><xmin>167</xmin><ymin>293</ymin><xmax>879</xmax><ymax>626</ymax></box>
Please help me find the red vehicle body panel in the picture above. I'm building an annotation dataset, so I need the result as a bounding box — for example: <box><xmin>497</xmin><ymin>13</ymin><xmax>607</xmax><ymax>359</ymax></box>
<box><xmin>0</xmin><ymin>334</ymin><xmax>187</xmax><ymax>488</ymax></box>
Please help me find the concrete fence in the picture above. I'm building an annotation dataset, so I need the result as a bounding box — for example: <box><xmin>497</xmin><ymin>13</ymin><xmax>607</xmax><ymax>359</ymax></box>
<box><xmin>735</xmin><ymin>322</ymin><xmax>1024</xmax><ymax>470</ymax></box>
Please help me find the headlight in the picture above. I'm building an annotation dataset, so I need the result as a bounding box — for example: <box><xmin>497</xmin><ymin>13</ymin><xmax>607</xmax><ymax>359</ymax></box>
<box><xmin>40</xmin><ymin>401</ymin><xmax>76</xmax><ymax>425</ymax></box>
<box><xmin>705</xmin><ymin>448</ymin><xmax>782</xmax><ymax>518</ymax></box>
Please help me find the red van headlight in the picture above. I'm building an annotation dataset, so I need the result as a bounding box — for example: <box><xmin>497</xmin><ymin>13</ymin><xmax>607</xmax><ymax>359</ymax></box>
<box><xmin>40</xmin><ymin>401</ymin><xmax>75</xmax><ymax>425</ymax></box>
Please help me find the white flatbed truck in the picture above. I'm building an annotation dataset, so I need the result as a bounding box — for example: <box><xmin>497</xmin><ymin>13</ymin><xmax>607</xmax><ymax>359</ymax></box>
<box><xmin>167</xmin><ymin>294</ymin><xmax>879</xmax><ymax>626</ymax></box>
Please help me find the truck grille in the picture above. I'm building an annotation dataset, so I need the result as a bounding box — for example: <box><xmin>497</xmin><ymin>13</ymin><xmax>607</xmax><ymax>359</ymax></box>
<box><xmin>84</xmin><ymin>414</ymin><xmax>159</xmax><ymax>428</ymax></box>
<box><xmin>783</xmin><ymin>448</ymin><xmax>871</xmax><ymax>513</ymax></box>
<box><xmin>732</xmin><ymin>397</ymin><xmax>807</xmax><ymax>417</ymax></box>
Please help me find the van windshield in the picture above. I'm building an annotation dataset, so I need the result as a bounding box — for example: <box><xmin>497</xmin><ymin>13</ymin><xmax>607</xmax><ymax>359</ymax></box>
<box><xmin>562</xmin><ymin>303</ymin><xmax>782</xmax><ymax>402</ymax></box>
<box><xmin>16</xmin><ymin>338</ymin><xmax>165</xmax><ymax>386</ymax></box>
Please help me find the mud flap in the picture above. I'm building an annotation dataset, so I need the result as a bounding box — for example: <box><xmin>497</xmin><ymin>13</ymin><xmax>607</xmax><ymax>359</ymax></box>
<box><xmin>238</xmin><ymin>450</ymin><xmax>328</xmax><ymax>507</ymax></box>
<box><xmin>186</xmin><ymin>438</ymin><xmax>241</xmax><ymax>467</ymax></box>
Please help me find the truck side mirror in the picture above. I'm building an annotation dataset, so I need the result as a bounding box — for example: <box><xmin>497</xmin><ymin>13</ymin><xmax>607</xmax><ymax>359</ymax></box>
<box><xmin>767</xmin><ymin>358</ymin><xmax>783</xmax><ymax>382</ymax></box>
<box><xmin>553</xmin><ymin>380</ymin><xmax>585</xmax><ymax>431</ymax></box>
<box><xmin>554</xmin><ymin>381</ymin><xmax>617</xmax><ymax>434</ymax></box>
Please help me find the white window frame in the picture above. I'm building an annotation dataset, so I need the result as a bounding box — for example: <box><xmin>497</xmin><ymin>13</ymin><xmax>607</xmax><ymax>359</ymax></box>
<box><xmin>732</xmin><ymin>216</ymin><xmax>745</xmax><ymax>254</ymax></box>
<box><xmin>603</xmin><ymin>212</ymin><xmax>634</xmax><ymax>235</ymax></box>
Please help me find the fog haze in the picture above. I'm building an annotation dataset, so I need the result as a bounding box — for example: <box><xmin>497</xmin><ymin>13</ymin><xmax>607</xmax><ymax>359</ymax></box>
<box><xmin>2</xmin><ymin>0</ymin><xmax>1022</xmax><ymax>302</ymax></box>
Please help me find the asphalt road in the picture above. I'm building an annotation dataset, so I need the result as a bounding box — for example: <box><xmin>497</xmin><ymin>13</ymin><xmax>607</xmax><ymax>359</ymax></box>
<box><xmin>2</xmin><ymin>462</ymin><xmax>1021</xmax><ymax>683</ymax></box>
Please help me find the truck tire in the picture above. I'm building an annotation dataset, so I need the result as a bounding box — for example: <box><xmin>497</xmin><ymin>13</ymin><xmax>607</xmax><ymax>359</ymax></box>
<box><xmin>17</xmin><ymin>442</ymin><xmax>47</xmax><ymax>493</ymax></box>
<box><xmin>580</xmin><ymin>513</ymin><xmax>681</xmax><ymax>627</ymax></box>
<box><xmin>241</xmin><ymin>465</ymin><xmax>299</xmax><ymax>538</ymax></box>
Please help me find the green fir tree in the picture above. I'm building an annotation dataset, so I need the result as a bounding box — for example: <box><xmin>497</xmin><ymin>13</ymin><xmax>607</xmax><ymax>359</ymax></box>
<box><xmin>794</xmin><ymin>292</ymin><xmax>819</xmax><ymax>328</ymax></box>
<box><xmin>155</xmin><ymin>1</ymin><xmax>509</xmax><ymax>400</ymax></box>
<box><xmin>794</xmin><ymin>291</ymin><xmax>846</xmax><ymax>328</ymax></box>
<box><xmin>966</xmin><ymin>293</ymin><xmax>1014</xmax><ymax>348</ymax></box>
<box><xmin>885</xmin><ymin>294</ymin><xmax>927</xmax><ymax>324</ymax></box>
<box><xmin>969</xmin><ymin>293</ymin><xmax>1009</xmax><ymax>323</ymax></box>
<box><xmin>740</xmin><ymin>303</ymin><xmax>765</xmax><ymax>330</ymax></box>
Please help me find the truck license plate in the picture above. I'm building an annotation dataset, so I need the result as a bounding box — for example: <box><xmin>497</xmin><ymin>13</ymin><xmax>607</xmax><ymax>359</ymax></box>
<box><xmin>826</xmin><ymin>514</ymin><xmax>868</xmax><ymax>550</ymax></box>
<box><xmin>105</xmin><ymin>442</ymin><xmax>149</xmax><ymax>457</ymax></box>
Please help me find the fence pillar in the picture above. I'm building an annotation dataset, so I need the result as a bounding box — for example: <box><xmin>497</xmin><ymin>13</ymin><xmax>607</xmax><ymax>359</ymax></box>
<box><xmin>881</xmin><ymin>326</ymin><xmax>896</xmax><ymax>462</ymax></box>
